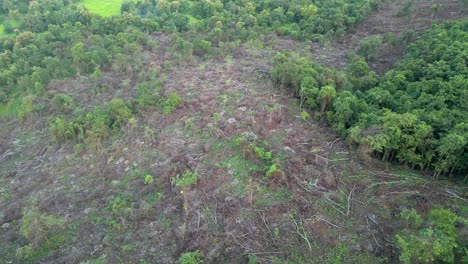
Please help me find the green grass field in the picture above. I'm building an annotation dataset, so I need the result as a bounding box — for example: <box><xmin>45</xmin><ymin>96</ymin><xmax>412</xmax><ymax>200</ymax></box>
<box><xmin>79</xmin><ymin>0</ymin><xmax>126</xmax><ymax>17</ymax></box>
<box><xmin>0</xmin><ymin>15</ymin><xmax>4</xmax><ymax>35</ymax></box>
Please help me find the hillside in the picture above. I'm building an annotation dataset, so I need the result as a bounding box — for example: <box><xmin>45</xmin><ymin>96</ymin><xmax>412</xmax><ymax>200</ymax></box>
<box><xmin>0</xmin><ymin>0</ymin><xmax>467</xmax><ymax>263</ymax></box>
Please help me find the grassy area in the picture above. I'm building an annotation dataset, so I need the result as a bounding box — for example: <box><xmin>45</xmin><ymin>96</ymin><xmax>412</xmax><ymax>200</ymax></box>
<box><xmin>79</xmin><ymin>0</ymin><xmax>126</xmax><ymax>17</ymax></box>
<box><xmin>0</xmin><ymin>14</ymin><xmax>4</xmax><ymax>35</ymax></box>
<box><xmin>0</xmin><ymin>15</ymin><xmax>21</xmax><ymax>36</ymax></box>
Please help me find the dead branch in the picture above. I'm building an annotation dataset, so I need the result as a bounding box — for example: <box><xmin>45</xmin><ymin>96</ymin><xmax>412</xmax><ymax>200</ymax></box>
<box><xmin>365</xmin><ymin>181</ymin><xmax>402</xmax><ymax>191</ymax></box>
<box><xmin>387</xmin><ymin>191</ymin><xmax>420</xmax><ymax>195</ymax></box>
<box><xmin>346</xmin><ymin>184</ymin><xmax>357</xmax><ymax>216</ymax></box>
<box><xmin>366</xmin><ymin>214</ymin><xmax>383</xmax><ymax>249</ymax></box>
<box><xmin>329</xmin><ymin>138</ymin><xmax>340</xmax><ymax>149</ymax></box>
<box><xmin>313</xmin><ymin>215</ymin><xmax>341</xmax><ymax>228</ymax></box>
<box><xmin>438</xmin><ymin>189</ymin><xmax>467</xmax><ymax>202</ymax></box>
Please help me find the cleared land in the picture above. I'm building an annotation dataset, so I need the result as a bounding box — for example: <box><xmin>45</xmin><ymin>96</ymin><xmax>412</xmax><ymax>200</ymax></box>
<box><xmin>0</xmin><ymin>1</ymin><xmax>466</xmax><ymax>263</ymax></box>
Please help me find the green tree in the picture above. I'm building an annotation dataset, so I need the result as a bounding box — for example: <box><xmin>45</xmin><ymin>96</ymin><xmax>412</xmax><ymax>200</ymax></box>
<box><xmin>299</xmin><ymin>76</ymin><xmax>319</xmax><ymax>109</ymax></box>
<box><xmin>396</xmin><ymin>209</ymin><xmax>459</xmax><ymax>264</ymax></box>
<box><xmin>319</xmin><ymin>85</ymin><xmax>336</xmax><ymax>113</ymax></box>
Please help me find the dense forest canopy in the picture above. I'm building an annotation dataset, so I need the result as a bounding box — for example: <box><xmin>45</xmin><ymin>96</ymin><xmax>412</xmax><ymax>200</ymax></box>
<box><xmin>120</xmin><ymin>0</ymin><xmax>388</xmax><ymax>41</ymax></box>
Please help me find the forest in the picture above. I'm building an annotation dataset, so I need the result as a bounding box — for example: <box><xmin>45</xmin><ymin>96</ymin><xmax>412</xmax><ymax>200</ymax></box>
<box><xmin>272</xmin><ymin>20</ymin><xmax>468</xmax><ymax>178</ymax></box>
<box><xmin>0</xmin><ymin>0</ymin><xmax>467</xmax><ymax>263</ymax></box>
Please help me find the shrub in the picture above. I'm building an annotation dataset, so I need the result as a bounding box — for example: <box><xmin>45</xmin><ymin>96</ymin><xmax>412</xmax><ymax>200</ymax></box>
<box><xmin>266</xmin><ymin>163</ymin><xmax>281</xmax><ymax>177</ymax></box>
<box><xmin>107</xmin><ymin>97</ymin><xmax>132</xmax><ymax>129</ymax></box>
<box><xmin>144</xmin><ymin>174</ymin><xmax>155</xmax><ymax>185</ymax></box>
<box><xmin>399</xmin><ymin>208</ymin><xmax>423</xmax><ymax>228</ymax></box>
<box><xmin>52</xmin><ymin>93</ymin><xmax>75</xmax><ymax>113</ymax></box>
<box><xmin>17</xmin><ymin>207</ymin><xmax>64</xmax><ymax>260</ymax></box>
<box><xmin>395</xmin><ymin>0</ymin><xmax>415</xmax><ymax>17</ymax></box>
<box><xmin>396</xmin><ymin>208</ymin><xmax>459</xmax><ymax>263</ymax></box>
<box><xmin>356</xmin><ymin>35</ymin><xmax>383</xmax><ymax>61</ymax></box>
<box><xmin>179</xmin><ymin>250</ymin><xmax>204</xmax><ymax>264</ymax></box>
<box><xmin>18</xmin><ymin>95</ymin><xmax>36</xmax><ymax>121</ymax></box>
<box><xmin>162</xmin><ymin>93</ymin><xmax>183</xmax><ymax>115</ymax></box>
<box><xmin>50</xmin><ymin>117</ymin><xmax>77</xmax><ymax>142</ymax></box>
<box><xmin>4</xmin><ymin>22</ymin><xmax>14</xmax><ymax>34</ymax></box>
<box><xmin>192</xmin><ymin>39</ymin><xmax>212</xmax><ymax>56</ymax></box>
<box><xmin>50</xmin><ymin>98</ymin><xmax>132</xmax><ymax>147</ymax></box>
<box><xmin>19</xmin><ymin>207</ymin><xmax>64</xmax><ymax>247</ymax></box>
<box><xmin>135</xmin><ymin>82</ymin><xmax>162</xmax><ymax>110</ymax></box>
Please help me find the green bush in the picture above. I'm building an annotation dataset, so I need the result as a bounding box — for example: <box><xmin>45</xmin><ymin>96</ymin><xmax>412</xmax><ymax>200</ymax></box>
<box><xmin>162</xmin><ymin>93</ymin><xmax>183</xmax><ymax>115</ymax></box>
<box><xmin>135</xmin><ymin>82</ymin><xmax>162</xmax><ymax>110</ymax></box>
<box><xmin>396</xmin><ymin>208</ymin><xmax>459</xmax><ymax>263</ymax></box>
<box><xmin>49</xmin><ymin>98</ymin><xmax>132</xmax><ymax>148</ymax></box>
<box><xmin>4</xmin><ymin>22</ymin><xmax>14</xmax><ymax>34</ymax></box>
<box><xmin>17</xmin><ymin>207</ymin><xmax>65</xmax><ymax>260</ymax></box>
<box><xmin>179</xmin><ymin>250</ymin><xmax>204</xmax><ymax>264</ymax></box>
<box><xmin>18</xmin><ymin>95</ymin><xmax>36</xmax><ymax>121</ymax></box>
<box><xmin>395</xmin><ymin>0</ymin><xmax>415</xmax><ymax>17</ymax></box>
<box><xmin>356</xmin><ymin>35</ymin><xmax>383</xmax><ymax>61</ymax></box>
<box><xmin>19</xmin><ymin>207</ymin><xmax>64</xmax><ymax>247</ymax></box>
<box><xmin>50</xmin><ymin>117</ymin><xmax>78</xmax><ymax>142</ymax></box>
<box><xmin>192</xmin><ymin>39</ymin><xmax>212</xmax><ymax>56</ymax></box>
<box><xmin>52</xmin><ymin>93</ymin><xmax>75</xmax><ymax>113</ymax></box>
<box><xmin>107</xmin><ymin>97</ymin><xmax>132</xmax><ymax>129</ymax></box>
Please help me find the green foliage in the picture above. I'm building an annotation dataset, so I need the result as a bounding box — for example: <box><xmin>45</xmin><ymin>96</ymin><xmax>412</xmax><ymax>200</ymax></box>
<box><xmin>19</xmin><ymin>207</ymin><xmax>64</xmax><ymax>247</ymax></box>
<box><xmin>108</xmin><ymin>197</ymin><xmax>130</xmax><ymax>216</ymax></box>
<box><xmin>395</xmin><ymin>0</ymin><xmax>414</xmax><ymax>17</ymax></box>
<box><xmin>271</xmin><ymin>22</ymin><xmax>467</xmax><ymax>177</ymax></box>
<box><xmin>265</xmin><ymin>163</ymin><xmax>281</xmax><ymax>177</ymax></box>
<box><xmin>173</xmin><ymin>170</ymin><xmax>198</xmax><ymax>188</ymax></box>
<box><xmin>144</xmin><ymin>174</ymin><xmax>154</xmax><ymax>185</ymax></box>
<box><xmin>319</xmin><ymin>85</ymin><xmax>336</xmax><ymax>113</ymax></box>
<box><xmin>399</xmin><ymin>208</ymin><xmax>423</xmax><ymax>228</ymax></box>
<box><xmin>396</xmin><ymin>208</ymin><xmax>459</xmax><ymax>264</ymax></box>
<box><xmin>52</xmin><ymin>93</ymin><xmax>75</xmax><ymax>113</ymax></box>
<box><xmin>250</xmin><ymin>143</ymin><xmax>283</xmax><ymax>178</ymax></box>
<box><xmin>50</xmin><ymin>98</ymin><xmax>132</xmax><ymax>149</ymax></box>
<box><xmin>18</xmin><ymin>94</ymin><xmax>36</xmax><ymax>120</ymax></box>
<box><xmin>162</xmin><ymin>92</ymin><xmax>183</xmax><ymax>115</ymax></box>
<box><xmin>355</xmin><ymin>35</ymin><xmax>383</xmax><ymax>61</ymax></box>
<box><xmin>17</xmin><ymin>207</ymin><xmax>65</xmax><ymax>260</ymax></box>
<box><xmin>135</xmin><ymin>82</ymin><xmax>162</xmax><ymax>110</ymax></box>
<box><xmin>192</xmin><ymin>39</ymin><xmax>212</xmax><ymax>56</ymax></box>
<box><xmin>124</xmin><ymin>0</ymin><xmax>386</xmax><ymax>41</ymax></box>
<box><xmin>299</xmin><ymin>77</ymin><xmax>320</xmax><ymax>109</ymax></box>
<box><xmin>300</xmin><ymin>110</ymin><xmax>310</xmax><ymax>120</ymax></box>
<box><xmin>179</xmin><ymin>250</ymin><xmax>204</xmax><ymax>264</ymax></box>
<box><xmin>3</xmin><ymin>21</ymin><xmax>13</xmax><ymax>33</ymax></box>
<box><xmin>254</xmin><ymin>146</ymin><xmax>273</xmax><ymax>161</ymax></box>
<box><xmin>271</xmin><ymin>52</ymin><xmax>345</xmax><ymax>103</ymax></box>
<box><xmin>50</xmin><ymin>116</ymin><xmax>77</xmax><ymax>142</ymax></box>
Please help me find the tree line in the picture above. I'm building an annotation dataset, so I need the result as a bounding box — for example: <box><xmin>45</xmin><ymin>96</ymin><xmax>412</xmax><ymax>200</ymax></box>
<box><xmin>272</xmin><ymin>20</ymin><xmax>468</xmax><ymax>178</ymax></box>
